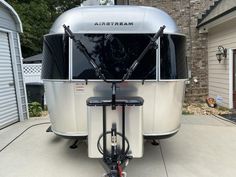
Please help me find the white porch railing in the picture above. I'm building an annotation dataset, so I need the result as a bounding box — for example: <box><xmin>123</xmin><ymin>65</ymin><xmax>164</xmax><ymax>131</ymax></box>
<box><xmin>23</xmin><ymin>63</ymin><xmax>43</xmax><ymax>84</ymax></box>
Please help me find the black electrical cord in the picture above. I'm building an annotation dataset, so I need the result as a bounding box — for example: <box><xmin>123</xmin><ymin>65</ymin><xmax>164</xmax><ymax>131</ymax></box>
<box><xmin>97</xmin><ymin>131</ymin><xmax>130</xmax><ymax>158</ymax></box>
<box><xmin>0</xmin><ymin>122</ymin><xmax>50</xmax><ymax>152</ymax></box>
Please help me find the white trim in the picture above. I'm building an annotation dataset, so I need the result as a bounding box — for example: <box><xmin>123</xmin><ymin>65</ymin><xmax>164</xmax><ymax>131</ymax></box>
<box><xmin>229</xmin><ymin>49</ymin><xmax>233</xmax><ymax>109</ymax></box>
<box><xmin>17</xmin><ymin>33</ymin><xmax>29</xmax><ymax>119</ymax></box>
<box><xmin>229</xmin><ymin>48</ymin><xmax>236</xmax><ymax>109</ymax></box>
<box><xmin>199</xmin><ymin>11</ymin><xmax>236</xmax><ymax>33</ymax></box>
<box><xmin>69</xmin><ymin>38</ymin><xmax>73</xmax><ymax>81</ymax></box>
<box><xmin>0</xmin><ymin>0</ymin><xmax>23</xmax><ymax>32</ymax></box>
<box><xmin>8</xmin><ymin>31</ymin><xmax>24</xmax><ymax>121</ymax></box>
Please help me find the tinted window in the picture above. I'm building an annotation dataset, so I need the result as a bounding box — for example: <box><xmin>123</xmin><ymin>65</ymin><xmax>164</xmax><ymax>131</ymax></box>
<box><xmin>160</xmin><ymin>34</ymin><xmax>187</xmax><ymax>79</ymax></box>
<box><xmin>42</xmin><ymin>34</ymin><xmax>69</xmax><ymax>79</ymax></box>
<box><xmin>72</xmin><ymin>34</ymin><xmax>156</xmax><ymax>80</ymax></box>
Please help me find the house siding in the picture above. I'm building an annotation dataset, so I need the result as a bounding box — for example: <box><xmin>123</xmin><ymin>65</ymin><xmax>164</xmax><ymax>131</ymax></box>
<box><xmin>208</xmin><ymin>18</ymin><xmax>236</xmax><ymax>108</ymax></box>
<box><xmin>0</xmin><ymin>3</ymin><xmax>28</xmax><ymax>120</ymax></box>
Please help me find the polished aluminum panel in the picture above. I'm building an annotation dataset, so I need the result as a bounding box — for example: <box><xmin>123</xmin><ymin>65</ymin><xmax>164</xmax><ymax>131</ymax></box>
<box><xmin>49</xmin><ymin>6</ymin><xmax>179</xmax><ymax>34</ymax></box>
<box><xmin>44</xmin><ymin>81</ymin><xmax>185</xmax><ymax>137</ymax></box>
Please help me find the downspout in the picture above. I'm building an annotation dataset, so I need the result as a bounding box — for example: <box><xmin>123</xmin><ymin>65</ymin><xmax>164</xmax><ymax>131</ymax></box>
<box><xmin>188</xmin><ymin>0</ymin><xmax>193</xmax><ymax>79</ymax></box>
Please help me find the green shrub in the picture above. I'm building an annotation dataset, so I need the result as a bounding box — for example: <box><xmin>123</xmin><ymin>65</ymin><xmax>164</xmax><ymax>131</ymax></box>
<box><xmin>28</xmin><ymin>102</ymin><xmax>42</xmax><ymax>117</ymax></box>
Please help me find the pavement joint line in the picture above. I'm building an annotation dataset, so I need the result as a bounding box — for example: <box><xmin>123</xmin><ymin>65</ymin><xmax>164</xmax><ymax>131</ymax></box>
<box><xmin>159</xmin><ymin>140</ymin><xmax>169</xmax><ymax>177</ymax></box>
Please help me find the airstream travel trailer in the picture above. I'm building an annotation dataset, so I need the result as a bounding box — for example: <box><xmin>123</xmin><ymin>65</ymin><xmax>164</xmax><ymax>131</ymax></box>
<box><xmin>42</xmin><ymin>5</ymin><xmax>187</xmax><ymax>177</ymax></box>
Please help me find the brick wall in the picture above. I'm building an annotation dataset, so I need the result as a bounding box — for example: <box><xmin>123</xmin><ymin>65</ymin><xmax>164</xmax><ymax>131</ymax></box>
<box><xmin>127</xmin><ymin>0</ymin><xmax>214</xmax><ymax>101</ymax></box>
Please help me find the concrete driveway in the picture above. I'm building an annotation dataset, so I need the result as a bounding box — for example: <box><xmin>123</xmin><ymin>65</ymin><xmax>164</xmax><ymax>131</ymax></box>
<box><xmin>0</xmin><ymin>115</ymin><xmax>236</xmax><ymax>177</ymax></box>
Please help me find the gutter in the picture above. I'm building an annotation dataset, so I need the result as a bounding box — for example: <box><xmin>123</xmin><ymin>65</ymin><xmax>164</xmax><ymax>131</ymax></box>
<box><xmin>197</xmin><ymin>6</ymin><xmax>236</xmax><ymax>28</ymax></box>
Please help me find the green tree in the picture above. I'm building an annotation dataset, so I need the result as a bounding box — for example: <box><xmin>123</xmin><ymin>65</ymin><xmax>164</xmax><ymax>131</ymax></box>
<box><xmin>6</xmin><ymin>0</ymin><xmax>84</xmax><ymax>58</ymax></box>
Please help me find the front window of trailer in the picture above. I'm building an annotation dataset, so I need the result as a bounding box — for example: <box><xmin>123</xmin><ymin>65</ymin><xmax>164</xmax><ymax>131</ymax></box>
<box><xmin>42</xmin><ymin>34</ymin><xmax>69</xmax><ymax>79</ymax></box>
<box><xmin>160</xmin><ymin>34</ymin><xmax>187</xmax><ymax>80</ymax></box>
<box><xmin>72</xmin><ymin>34</ymin><xmax>156</xmax><ymax>80</ymax></box>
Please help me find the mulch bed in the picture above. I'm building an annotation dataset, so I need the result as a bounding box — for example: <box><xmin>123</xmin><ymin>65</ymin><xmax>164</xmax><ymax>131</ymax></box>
<box><xmin>182</xmin><ymin>103</ymin><xmax>230</xmax><ymax>115</ymax></box>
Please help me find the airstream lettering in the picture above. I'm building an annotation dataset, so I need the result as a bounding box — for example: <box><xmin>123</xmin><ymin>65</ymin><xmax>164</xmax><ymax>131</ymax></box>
<box><xmin>94</xmin><ymin>22</ymin><xmax>134</xmax><ymax>26</ymax></box>
<box><xmin>42</xmin><ymin>5</ymin><xmax>188</xmax><ymax>177</ymax></box>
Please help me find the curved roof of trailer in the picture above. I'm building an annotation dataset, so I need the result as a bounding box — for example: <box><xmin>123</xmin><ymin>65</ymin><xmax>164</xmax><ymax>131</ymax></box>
<box><xmin>49</xmin><ymin>6</ymin><xmax>179</xmax><ymax>34</ymax></box>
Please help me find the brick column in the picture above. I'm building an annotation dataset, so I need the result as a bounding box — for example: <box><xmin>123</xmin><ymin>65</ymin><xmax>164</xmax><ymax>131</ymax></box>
<box><xmin>129</xmin><ymin>0</ymin><xmax>214</xmax><ymax>102</ymax></box>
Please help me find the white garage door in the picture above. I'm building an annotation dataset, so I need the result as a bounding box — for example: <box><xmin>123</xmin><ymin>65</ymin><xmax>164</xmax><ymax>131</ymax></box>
<box><xmin>0</xmin><ymin>32</ymin><xmax>19</xmax><ymax>129</ymax></box>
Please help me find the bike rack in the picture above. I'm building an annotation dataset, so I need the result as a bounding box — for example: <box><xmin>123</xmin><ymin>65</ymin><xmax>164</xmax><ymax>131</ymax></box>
<box><xmin>87</xmin><ymin>95</ymin><xmax>144</xmax><ymax>177</ymax></box>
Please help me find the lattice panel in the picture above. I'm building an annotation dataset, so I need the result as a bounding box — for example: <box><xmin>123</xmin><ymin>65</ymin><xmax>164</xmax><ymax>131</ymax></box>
<box><xmin>23</xmin><ymin>64</ymin><xmax>42</xmax><ymax>75</ymax></box>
